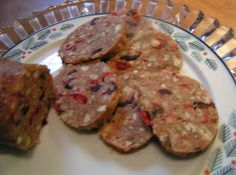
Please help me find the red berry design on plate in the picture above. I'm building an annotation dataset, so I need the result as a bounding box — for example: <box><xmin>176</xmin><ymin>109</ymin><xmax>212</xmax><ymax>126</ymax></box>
<box><xmin>52</xmin><ymin>28</ymin><xmax>57</xmax><ymax>31</ymax></box>
<box><xmin>204</xmin><ymin>169</ymin><xmax>210</xmax><ymax>175</ymax></box>
<box><xmin>28</xmin><ymin>51</ymin><xmax>32</xmax><ymax>54</ymax></box>
<box><xmin>231</xmin><ymin>160</ymin><xmax>236</xmax><ymax>166</ymax></box>
<box><xmin>233</xmin><ymin>132</ymin><xmax>236</xmax><ymax>136</ymax></box>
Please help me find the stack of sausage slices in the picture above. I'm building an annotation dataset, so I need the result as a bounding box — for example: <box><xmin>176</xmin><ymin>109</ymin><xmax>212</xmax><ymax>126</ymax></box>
<box><xmin>54</xmin><ymin>9</ymin><xmax>219</xmax><ymax>156</ymax></box>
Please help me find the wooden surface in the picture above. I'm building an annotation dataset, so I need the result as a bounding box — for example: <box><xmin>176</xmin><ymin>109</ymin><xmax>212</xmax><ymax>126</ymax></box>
<box><xmin>174</xmin><ymin>0</ymin><xmax>236</xmax><ymax>31</ymax></box>
<box><xmin>0</xmin><ymin>0</ymin><xmax>236</xmax><ymax>31</ymax></box>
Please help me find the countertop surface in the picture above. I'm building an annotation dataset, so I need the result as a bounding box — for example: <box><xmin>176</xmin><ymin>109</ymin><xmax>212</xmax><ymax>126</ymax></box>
<box><xmin>175</xmin><ymin>0</ymin><xmax>236</xmax><ymax>32</ymax></box>
<box><xmin>0</xmin><ymin>0</ymin><xmax>235</xmax><ymax>31</ymax></box>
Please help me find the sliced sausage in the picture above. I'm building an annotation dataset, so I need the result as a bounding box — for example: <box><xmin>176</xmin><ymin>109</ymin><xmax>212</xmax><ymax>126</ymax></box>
<box><xmin>54</xmin><ymin>62</ymin><xmax>120</xmax><ymax>129</ymax></box>
<box><xmin>108</xmin><ymin>10</ymin><xmax>183</xmax><ymax>75</ymax></box>
<box><xmin>0</xmin><ymin>58</ymin><xmax>56</xmax><ymax>150</ymax></box>
<box><xmin>99</xmin><ymin>95</ymin><xmax>152</xmax><ymax>153</ymax></box>
<box><xmin>59</xmin><ymin>15</ymin><xmax>126</xmax><ymax>64</ymax></box>
<box><xmin>119</xmin><ymin>70</ymin><xmax>219</xmax><ymax>156</ymax></box>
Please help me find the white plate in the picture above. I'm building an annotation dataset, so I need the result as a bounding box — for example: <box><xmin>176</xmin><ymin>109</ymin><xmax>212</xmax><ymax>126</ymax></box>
<box><xmin>1</xmin><ymin>14</ymin><xmax>236</xmax><ymax>175</ymax></box>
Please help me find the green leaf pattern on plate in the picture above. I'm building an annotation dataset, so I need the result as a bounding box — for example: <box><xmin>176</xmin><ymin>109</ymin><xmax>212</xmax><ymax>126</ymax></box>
<box><xmin>207</xmin><ymin>147</ymin><xmax>223</xmax><ymax>172</ymax></box>
<box><xmin>191</xmin><ymin>51</ymin><xmax>203</xmax><ymax>62</ymax></box>
<box><xmin>205</xmin><ymin>109</ymin><xmax>236</xmax><ymax>175</ymax></box>
<box><xmin>60</xmin><ymin>23</ymin><xmax>74</xmax><ymax>31</ymax></box>
<box><xmin>49</xmin><ymin>31</ymin><xmax>63</xmax><ymax>39</ymax></box>
<box><xmin>22</xmin><ymin>37</ymin><xmax>35</xmax><ymax>50</ymax></box>
<box><xmin>4</xmin><ymin>22</ymin><xmax>76</xmax><ymax>61</ymax></box>
<box><xmin>219</xmin><ymin>124</ymin><xmax>232</xmax><ymax>143</ymax></box>
<box><xmin>158</xmin><ymin>22</ymin><xmax>174</xmax><ymax>35</ymax></box>
<box><xmin>225</xmin><ymin>139</ymin><xmax>236</xmax><ymax>157</ymax></box>
<box><xmin>189</xmin><ymin>40</ymin><xmax>205</xmax><ymax>51</ymax></box>
<box><xmin>229</xmin><ymin>111</ymin><xmax>236</xmax><ymax>129</ymax></box>
<box><xmin>173</xmin><ymin>32</ymin><xmax>191</xmax><ymax>41</ymax></box>
<box><xmin>30</xmin><ymin>41</ymin><xmax>48</xmax><ymax>50</ymax></box>
<box><xmin>175</xmin><ymin>39</ymin><xmax>188</xmax><ymax>52</ymax></box>
<box><xmin>205</xmin><ymin>58</ymin><xmax>218</xmax><ymax>71</ymax></box>
<box><xmin>156</xmin><ymin>22</ymin><xmax>218</xmax><ymax>72</ymax></box>
<box><xmin>4</xmin><ymin>49</ymin><xmax>23</xmax><ymax>61</ymax></box>
<box><xmin>37</xmin><ymin>29</ymin><xmax>51</xmax><ymax>40</ymax></box>
<box><xmin>213</xmin><ymin>165</ymin><xmax>235</xmax><ymax>175</ymax></box>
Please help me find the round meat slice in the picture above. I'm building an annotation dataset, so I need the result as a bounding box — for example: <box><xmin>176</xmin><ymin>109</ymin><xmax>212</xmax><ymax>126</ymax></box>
<box><xmin>150</xmin><ymin>72</ymin><xmax>219</xmax><ymax>156</ymax></box>
<box><xmin>118</xmin><ymin>71</ymin><xmax>162</xmax><ymax>123</ymax></box>
<box><xmin>99</xmin><ymin>72</ymin><xmax>153</xmax><ymax>153</ymax></box>
<box><xmin>54</xmin><ymin>62</ymin><xmax>120</xmax><ymax>129</ymax></box>
<box><xmin>108</xmin><ymin>29</ymin><xmax>183</xmax><ymax>75</ymax></box>
<box><xmin>59</xmin><ymin>15</ymin><xmax>126</xmax><ymax>64</ymax></box>
<box><xmin>99</xmin><ymin>96</ymin><xmax>152</xmax><ymax>153</ymax></box>
<box><xmin>121</xmin><ymin>70</ymin><xmax>219</xmax><ymax>156</ymax></box>
<box><xmin>132</xmin><ymin>32</ymin><xmax>183</xmax><ymax>71</ymax></box>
